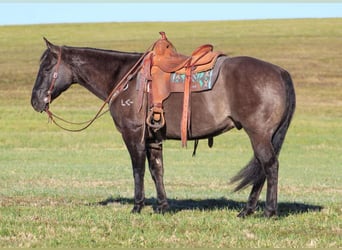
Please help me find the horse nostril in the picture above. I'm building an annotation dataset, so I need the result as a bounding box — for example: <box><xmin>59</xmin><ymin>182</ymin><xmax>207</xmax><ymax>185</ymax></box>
<box><xmin>31</xmin><ymin>89</ymin><xmax>45</xmax><ymax>110</ymax></box>
<box><xmin>31</xmin><ymin>98</ymin><xmax>37</xmax><ymax>107</ymax></box>
<box><xmin>31</xmin><ymin>99</ymin><xmax>39</xmax><ymax>110</ymax></box>
<box><xmin>31</xmin><ymin>93</ymin><xmax>44</xmax><ymax>112</ymax></box>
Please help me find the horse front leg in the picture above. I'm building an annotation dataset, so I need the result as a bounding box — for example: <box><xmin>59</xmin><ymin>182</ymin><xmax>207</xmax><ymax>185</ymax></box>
<box><xmin>146</xmin><ymin>140</ymin><xmax>169</xmax><ymax>213</ymax></box>
<box><xmin>122</xmin><ymin>130</ymin><xmax>147</xmax><ymax>213</ymax></box>
<box><xmin>131</xmin><ymin>153</ymin><xmax>146</xmax><ymax>213</ymax></box>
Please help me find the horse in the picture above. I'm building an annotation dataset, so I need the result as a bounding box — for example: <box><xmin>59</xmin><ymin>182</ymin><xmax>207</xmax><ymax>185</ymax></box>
<box><xmin>31</xmin><ymin>38</ymin><xmax>296</xmax><ymax>217</ymax></box>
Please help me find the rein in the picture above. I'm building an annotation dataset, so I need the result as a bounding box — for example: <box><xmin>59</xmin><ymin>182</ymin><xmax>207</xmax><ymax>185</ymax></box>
<box><xmin>45</xmin><ymin>46</ymin><xmax>151</xmax><ymax>132</ymax></box>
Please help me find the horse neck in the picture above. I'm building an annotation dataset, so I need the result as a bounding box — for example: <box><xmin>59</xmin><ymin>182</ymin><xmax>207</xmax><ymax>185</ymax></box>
<box><xmin>65</xmin><ymin>47</ymin><xmax>142</xmax><ymax>101</ymax></box>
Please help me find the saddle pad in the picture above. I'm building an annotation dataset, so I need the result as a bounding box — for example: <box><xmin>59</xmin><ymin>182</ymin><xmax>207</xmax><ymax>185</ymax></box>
<box><xmin>169</xmin><ymin>56</ymin><xmax>227</xmax><ymax>93</ymax></box>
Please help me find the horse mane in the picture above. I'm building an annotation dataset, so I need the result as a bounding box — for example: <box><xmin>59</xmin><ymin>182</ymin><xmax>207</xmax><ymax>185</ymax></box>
<box><xmin>40</xmin><ymin>45</ymin><xmax>143</xmax><ymax>64</ymax></box>
<box><xmin>63</xmin><ymin>45</ymin><xmax>143</xmax><ymax>58</ymax></box>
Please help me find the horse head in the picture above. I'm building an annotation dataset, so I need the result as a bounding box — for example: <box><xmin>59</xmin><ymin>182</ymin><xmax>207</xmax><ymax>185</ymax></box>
<box><xmin>31</xmin><ymin>38</ymin><xmax>74</xmax><ymax>112</ymax></box>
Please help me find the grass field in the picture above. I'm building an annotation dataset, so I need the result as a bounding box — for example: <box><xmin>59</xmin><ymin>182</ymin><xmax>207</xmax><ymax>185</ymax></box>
<box><xmin>0</xmin><ymin>19</ymin><xmax>341</xmax><ymax>247</ymax></box>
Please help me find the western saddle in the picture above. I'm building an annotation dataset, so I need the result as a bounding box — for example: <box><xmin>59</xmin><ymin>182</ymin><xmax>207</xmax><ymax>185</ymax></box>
<box><xmin>139</xmin><ymin>32</ymin><xmax>223</xmax><ymax>146</ymax></box>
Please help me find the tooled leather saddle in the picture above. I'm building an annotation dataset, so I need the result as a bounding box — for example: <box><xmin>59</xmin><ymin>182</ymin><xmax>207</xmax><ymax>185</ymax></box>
<box><xmin>137</xmin><ymin>32</ymin><xmax>225</xmax><ymax>146</ymax></box>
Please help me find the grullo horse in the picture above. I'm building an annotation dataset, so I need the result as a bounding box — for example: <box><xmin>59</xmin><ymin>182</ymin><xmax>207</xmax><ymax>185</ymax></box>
<box><xmin>31</xmin><ymin>38</ymin><xmax>295</xmax><ymax>217</ymax></box>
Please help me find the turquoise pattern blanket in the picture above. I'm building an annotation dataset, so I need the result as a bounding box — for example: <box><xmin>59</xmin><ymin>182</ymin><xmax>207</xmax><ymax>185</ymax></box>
<box><xmin>169</xmin><ymin>56</ymin><xmax>226</xmax><ymax>93</ymax></box>
<box><xmin>170</xmin><ymin>69</ymin><xmax>214</xmax><ymax>92</ymax></box>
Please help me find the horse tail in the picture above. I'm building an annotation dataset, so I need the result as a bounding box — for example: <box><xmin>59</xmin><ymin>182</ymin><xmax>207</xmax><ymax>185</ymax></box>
<box><xmin>231</xmin><ymin>70</ymin><xmax>296</xmax><ymax>191</ymax></box>
<box><xmin>272</xmin><ymin>70</ymin><xmax>296</xmax><ymax>156</ymax></box>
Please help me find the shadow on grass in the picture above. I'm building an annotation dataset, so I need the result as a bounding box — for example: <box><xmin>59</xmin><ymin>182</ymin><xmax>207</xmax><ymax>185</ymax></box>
<box><xmin>95</xmin><ymin>196</ymin><xmax>323</xmax><ymax>218</ymax></box>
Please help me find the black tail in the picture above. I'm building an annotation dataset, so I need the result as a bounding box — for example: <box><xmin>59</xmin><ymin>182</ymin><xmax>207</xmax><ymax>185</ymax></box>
<box><xmin>231</xmin><ymin>70</ymin><xmax>296</xmax><ymax>191</ymax></box>
<box><xmin>271</xmin><ymin>70</ymin><xmax>296</xmax><ymax>156</ymax></box>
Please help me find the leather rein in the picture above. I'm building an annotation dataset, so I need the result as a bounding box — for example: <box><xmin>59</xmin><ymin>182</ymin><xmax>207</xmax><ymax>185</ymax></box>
<box><xmin>45</xmin><ymin>47</ymin><xmax>150</xmax><ymax>132</ymax></box>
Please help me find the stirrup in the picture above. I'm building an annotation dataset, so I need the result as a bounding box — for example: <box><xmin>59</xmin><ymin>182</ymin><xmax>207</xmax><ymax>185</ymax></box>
<box><xmin>146</xmin><ymin>107</ymin><xmax>165</xmax><ymax>130</ymax></box>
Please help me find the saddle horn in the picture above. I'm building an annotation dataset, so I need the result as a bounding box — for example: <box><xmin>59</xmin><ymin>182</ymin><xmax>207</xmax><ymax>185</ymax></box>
<box><xmin>159</xmin><ymin>31</ymin><xmax>167</xmax><ymax>40</ymax></box>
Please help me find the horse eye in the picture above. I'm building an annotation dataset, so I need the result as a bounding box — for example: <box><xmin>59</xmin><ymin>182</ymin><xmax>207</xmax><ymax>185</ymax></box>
<box><xmin>166</xmin><ymin>45</ymin><xmax>169</xmax><ymax>48</ymax></box>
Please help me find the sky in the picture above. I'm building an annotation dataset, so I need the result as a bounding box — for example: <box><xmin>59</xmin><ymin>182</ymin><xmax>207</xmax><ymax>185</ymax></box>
<box><xmin>0</xmin><ymin>2</ymin><xmax>342</xmax><ymax>25</ymax></box>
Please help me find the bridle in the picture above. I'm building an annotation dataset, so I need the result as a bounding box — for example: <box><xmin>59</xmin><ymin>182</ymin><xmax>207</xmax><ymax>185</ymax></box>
<box><xmin>46</xmin><ymin>47</ymin><xmax>62</xmax><ymax>106</ymax></box>
<box><xmin>44</xmin><ymin>46</ymin><xmax>150</xmax><ymax>132</ymax></box>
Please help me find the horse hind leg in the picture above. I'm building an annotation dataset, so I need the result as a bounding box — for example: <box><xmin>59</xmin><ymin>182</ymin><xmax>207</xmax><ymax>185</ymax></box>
<box><xmin>232</xmin><ymin>157</ymin><xmax>266</xmax><ymax>217</ymax></box>
<box><xmin>232</xmin><ymin>134</ymin><xmax>279</xmax><ymax>217</ymax></box>
<box><xmin>252</xmin><ymin>136</ymin><xmax>279</xmax><ymax>217</ymax></box>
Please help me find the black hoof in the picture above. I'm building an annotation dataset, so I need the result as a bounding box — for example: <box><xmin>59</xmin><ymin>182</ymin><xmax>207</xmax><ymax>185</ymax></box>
<box><xmin>264</xmin><ymin>208</ymin><xmax>278</xmax><ymax>218</ymax></box>
<box><xmin>154</xmin><ymin>202</ymin><xmax>170</xmax><ymax>214</ymax></box>
<box><xmin>131</xmin><ymin>203</ymin><xmax>144</xmax><ymax>213</ymax></box>
<box><xmin>237</xmin><ymin>207</ymin><xmax>255</xmax><ymax>218</ymax></box>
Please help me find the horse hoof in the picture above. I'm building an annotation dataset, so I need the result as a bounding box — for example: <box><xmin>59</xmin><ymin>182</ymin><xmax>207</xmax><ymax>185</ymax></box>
<box><xmin>155</xmin><ymin>203</ymin><xmax>170</xmax><ymax>214</ymax></box>
<box><xmin>264</xmin><ymin>209</ymin><xmax>277</xmax><ymax>218</ymax></box>
<box><xmin>237</xmin><ymin>208</ymin><xmax>255</xmax><ymax>218</ymax></box>
<box><xmin>131</xmin><ymin>204</ymin><xmax>144</xmax><ymax>214</ymax></box>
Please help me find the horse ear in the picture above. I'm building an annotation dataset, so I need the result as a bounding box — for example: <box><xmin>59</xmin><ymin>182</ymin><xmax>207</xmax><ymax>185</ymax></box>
<box><xmin>43</xmin><ymin>37</ymin><xmax>59</xmax><ymax>54</ymax></box>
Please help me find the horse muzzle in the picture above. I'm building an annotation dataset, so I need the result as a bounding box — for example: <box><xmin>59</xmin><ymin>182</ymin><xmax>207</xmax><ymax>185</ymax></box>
<box><xmin>31</xmin><ymin>90</ymin><xmax>49</xmax><ymax>113</ymax></box>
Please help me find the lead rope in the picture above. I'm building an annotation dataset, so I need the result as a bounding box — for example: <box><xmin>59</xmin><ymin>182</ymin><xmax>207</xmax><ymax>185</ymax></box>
<box><xmin>46</xmin><ymin>47</ymin><xmax>153</xmax><ymax>132</ymax></box>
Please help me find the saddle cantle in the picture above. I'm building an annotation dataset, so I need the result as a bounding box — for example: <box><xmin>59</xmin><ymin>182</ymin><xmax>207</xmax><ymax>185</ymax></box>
<box><xmin>137</xmin><ymin>31</ymin><xmax>225</xmax><ymax>146</ymax></box>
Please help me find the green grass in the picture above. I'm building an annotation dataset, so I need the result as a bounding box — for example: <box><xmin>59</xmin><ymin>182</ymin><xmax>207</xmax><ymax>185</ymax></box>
<box><xmin>0</xmin><ymin>19</ymin><xmax>341</xmax><ymax>247</ymax></box>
